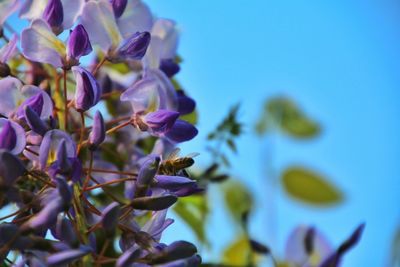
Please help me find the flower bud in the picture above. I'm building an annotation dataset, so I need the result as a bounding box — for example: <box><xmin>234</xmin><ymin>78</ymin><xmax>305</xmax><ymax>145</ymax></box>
<box><xmin>43</xmin><ymin>0</ymin><xmax>64</xmax><ymax>34</ymax></box>
<box><xmin>56</xmin><ymin>139</ymin><xmax>72</xmax><ymax>173</ymax></box>
<box><xmin>117</xmin><ymin>32</ymin><xmax>151</xmax><ymax>60</ymax></box>
<box><xmin>165</xmin><ymin>120</ymin><xmax>198</xmax><ymax>143</ymax></box>
<box><xmin>177</xmin><ymin>90</ymin><xmax>196</xmax><ymax>115</ymax></box>
<box><xmin>110</xmin><ymin>0</ymin><xmax>128</xmax><ymax>18</ymax></box>
<box><xmin>0</xmin><ymin>121</ymin><xmax>16</xmax><ymax>151</ymax></box>
<box><xmin>101</xmin><ymin>202</ymin><xmax>120</xmax><ymax>237</ymax></box>
<box><xmin>160</xmin><ymin>58</ymin><xmax>180</xmax><ymax>78</ymax></box>
<box><xmin>16</xmin><ymin>93</ymin><xmax>44</xmax><ymax>121</ymax></box>
<box><xmin>88</xmin><ymin>111</ymin><xmax>105</xmax><ymax>150</ymax></box>
<box><xmin>143</xmin><ymin>110</ymin><xmax>179</xmax><ymax>134</ymax></box>
<box><xmin>130</xmin><ymin>194</ymin><xmax>177</xmax><ymax>211</ymax></box>
<box><xmin>0</xmin><ymin>149</ymin><xmax>26</xmax><ymax>185</ymax></box>
<box><xmin>67</xmin><ymin>25</ymin><xmax>92</xmax><ymax>60</ymax></box>
<box><xmin>72</xmin><ymin>66</ymin><xmax>102</xmax><ymax>112</ymax></box>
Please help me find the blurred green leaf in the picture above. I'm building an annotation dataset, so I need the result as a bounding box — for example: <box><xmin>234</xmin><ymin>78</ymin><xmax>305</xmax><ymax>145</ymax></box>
<box><xmin>180</xmin><ymin>109</ymin><xmax>198</xmax><ymax>125</ymax></box>
<box><xmin>281</xmin><ymin>166</ymin><xmax>343</xmax><ymax>206</ymax></box>
<box><xmin>224</xmin><ymin>181</ymin><xmax>253</xmax><ymax>223</ymax></box>
<box><xmin>389</xmin><ymin>225</ymin><xmax>400</xmax><ymax>267</ymax></box>
<box><xmin>173</xmin><ymin>195</ymin><xmax>209</xmax><ymax>244</ymax></box>
<box><xmin>256</xmin><ymin>97</ymin><xmax>320</xmax><ymax>139</ymax></box>
<box><xmin>222</xmin><ymin>235</ymin><xmax>258</xmax><ymax>266</ymax></box>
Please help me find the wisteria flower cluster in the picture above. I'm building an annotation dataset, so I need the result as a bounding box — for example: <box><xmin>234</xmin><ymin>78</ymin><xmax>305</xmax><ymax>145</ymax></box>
<box><xmin>0</xmin><ymin>0</ymin><xmax>201</xmax><ymax>266</ymax></box>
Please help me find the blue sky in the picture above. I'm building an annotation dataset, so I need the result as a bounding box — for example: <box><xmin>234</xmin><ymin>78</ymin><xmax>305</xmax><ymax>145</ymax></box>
<box><xmin>146</xmin><ymin>1</ymin><xmax>400</xmax><ymax>266</ymax></box>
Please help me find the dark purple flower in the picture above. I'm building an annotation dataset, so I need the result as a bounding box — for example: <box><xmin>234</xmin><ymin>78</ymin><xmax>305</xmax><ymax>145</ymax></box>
<box><xmin>0</xmin><ymin>118</ymin><xmax>26</xmax><ymax>154</ymax></box>
<box><xmin>160</xmin><ymin>59</ymin><xmax>180</xmax><ymax>78</ymax></box>
<box><xmin>39</xmin><ymin>130</ymin><xmax>76</xmax><ymax>169</ymax></box>
<box><xmin>51</xmin><ymin>217</ymin><xmax>78</xmax><ymax>247</ymax></box>
<box><xmin>156</xmin><ymin>254</ymin><xmax>202</xmax><ymax>267</ymax></box>
<box><xmin>164</xmin><ymin>120</ymin><xmax>198</xmax><ymax>143</ymax></box>
<box><xmin>151</xmin><ymin>240</ymin><xmax>197</xmax><ymax>264</ymax></box>
<box><xmin>15</xmin><ymin>93</ymin><xmax>44</xmax><ymax>120</ymax></box>
<box><xmin>117</xmin><ymin>31</ymin><xmax>151</xmax><ymax>60</ymax></box>
<box><xmin>24</xmin><ymin>106</ymin><xmax>49</xmax><ymax>136</ymax></box>
<box><xmin>130</xmin><ymin>194</ymin><xmax>177</xmax><ymax>211</ymax></box>
<box><xmin>42</xmin><ymin>0</ymin><xmax>64</xmax><ymax>34</ymax></box>
<box><xmin>88</xmin><ymin>111</ymin><xmax>105</xmax><ymax>150</ymax></box>
<box><xmin>142</xmin><ymin>210</ymin><xmax>174</xmax><ymax>242</ymax></box>
<box><xmin>143</xmin><ymin>110</ymin><xmax>180</xmax><ymax>135</ymax></box>
<box><xmin>135</xmin><ymin>155</ymin><xmax>161</xmax><ymax>197</ymax></box>
<box><xmin>177</xmin><ymin>90</ymin><xmax>196</xmax><ymax>115</ymax></box>
<box><xmin>72</xmin><ymin>66</ymin><xmax>102</xmax><ymax>112</ymax></box>
<box><xmin>56</xmin><ymin>139</ymin><xmax>72</xmax><ymax>172</ymax></box>
<box><xmin>67</xmin><ymin>24</ymin><xmax>92</xmax><ymax>60</ymax></box>
<box><xmin>110</xmin><ymin>0</ymin><xmax>128</xmax><ymax>18</ymax></box>
<box><xmin>101</xmin><ymin>202</ymin><xmax>121</xmax><ymax>237</ymax></box>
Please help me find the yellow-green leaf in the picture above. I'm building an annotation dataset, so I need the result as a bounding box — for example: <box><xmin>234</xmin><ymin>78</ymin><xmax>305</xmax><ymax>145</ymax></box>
<box><xmin>222</xmin><ymin>236</ymin><xmax>257</xmax><ymax>266</ymax></box>
<box><xmin>281</xmin><ymin>166</ymin><xmax>343</xmax><ymax>205</ymax></box>
<box><xmin>224</xmin><ymin>181</ymin><xmax>253</xmax><ymax>222</ymax></box>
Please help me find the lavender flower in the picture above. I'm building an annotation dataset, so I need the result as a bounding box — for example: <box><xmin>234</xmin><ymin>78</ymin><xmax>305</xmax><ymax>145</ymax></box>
<box><xmin>42</xmin><ymin>0</ymin><xmax>64</xmax><ymax>34</ymax></box>
<box><xmin>0</xmin><ymin>119</ymin><xmax>26</xmax><ymax>155</ymax></box>
<box><xmin>67</xmin><ymin>24</ymin><xmax>92</xmax><ymax>61</ymax></box>
<box><xmin>110</xmin><ymin>0</ymin><xmax>128</xmax><ymax>18</ymax></box>
<box><xmin>115</xmin><ymin>31</ymin><xmax>151</xmax><ymax>60</ymax></box>
<box><xmin>88</xmin><ymin>110</ymin><xmax>106</xmax><ymax>150</ymax></box>
<box><xmin>72</xmin><ymin>66</ymin><xmax>102</xmax><ymax>111</ymax></box>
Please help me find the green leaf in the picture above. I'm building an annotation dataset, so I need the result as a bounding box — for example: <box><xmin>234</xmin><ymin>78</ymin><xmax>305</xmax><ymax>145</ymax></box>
<box><xmin>173</xmin><ymin>195</ymin><xmax>209</xmax><ymax>244</ymax></box>
<box><xmin>222</xmin><ymin>236</ymin><xmax>257</xmax><ymax>266</ymax></box>
<box><xmin>281</xmin><ymin>166</ymin><xmax>343</xmax><ymax>206</ymax></box>
<box><xmin>266</xmin><ymin>97</ymin><xmax>320</xmax><ymax>139</ymax></box>
<box><xmin>226</xmin><ymin>139</ymin><xmax>237</xmax><ymax>153</ymax></box>
<box><xmin>180</xmin><ymin>109</ymin><xmax>198</xmax><ymax>125</ymax></box>
<box><xmin>224</xmin><ymin>181</ymin><xmax>253</xmax><ymax>223</ymax></box>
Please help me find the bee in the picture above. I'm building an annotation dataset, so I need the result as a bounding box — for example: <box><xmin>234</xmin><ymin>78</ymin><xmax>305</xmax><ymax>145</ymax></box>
<box><xmin>158</xmin><ymin>148</ymin><xmax>199</xmax><ymax>176</ymax></box>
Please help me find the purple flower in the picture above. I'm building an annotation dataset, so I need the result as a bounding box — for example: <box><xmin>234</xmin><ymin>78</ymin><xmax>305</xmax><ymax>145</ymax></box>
<box><xmin>43</xmin><ymin>0</ymin><xmax>64</xmax><ymax>34</ymax></box>
<box><xmin>0</xmin><ymin>0</ymin><xmax>20</xmax><ymax>26</ymax></box>
<box><xmin>46</xmin><ymin>246</ymin><xmax>91</xmax><ymax>266</ymax></box>
<box><xmin>116</xmin><ymin>246</ymin><xmax>141</xmax><ymax>267</ymax></box>
<box><xmin>153</xmin><ymin>175</ymin><xmax>196</xmax><ymax>191</ymax></box>
<box><xmin>151</xmin><ymin>240</ymin><xmax>197</xmax><ymax>264</ymax></box>
<box><xmin>51</xmin><ymin>217</ymin><xmax>78</xmax><ymax>247</ymax></box>
<box><xmin>141</xmin><ymin>210</ymin><xmax>174</xmax><ymax>242</ymax></box>
<box><xmin>0</xmin><ymin>34</ymin><xmax>17</xmax><ymax>77</ymax></box>
<box><xmin>164</xmin><ymin>120</ymin><xmax>198</xmax><ymax>143</ymax></box>
<box><xmin>143</xmin><ymin>110</ymin><xmax>180</xmax><ymax>135</ymax></box>
<box><xmin>110</xmin><ymin>0</ymin><xmax>127</xmax><ymax>18</ymax></box>
<box><xmin>101</xmin><ymin>202</ymin><xmax>121</xmax><ymax>236</ymax></box>
<box><xmin>88</xmin><ymin>111</ymin><xmax>106</xmax><ymax>150</ymax></box>
<box><xmin>72</xmin><ymin>66</ymin><xmax>102</xmax><ymax>111</ymax></box>
<box><xmin>0</xmin><ymin>149</ymin><xmax>26</xmax><ymax>186</ymax></box>
<box><xmin>135</xmin><ymin>155</ymin><xmax>161</xmax><ymax>197</ymax></box>
<box><xmin>67</xmin><ymin>24</ymin><xmax>92</xmax><ymax>61</ymax></box>
<box><xmin>0</xmin><ymin>119</ymin><xmax>26</xmax><ymax>155</ymax></box>
<box><xmin>39</xmin><ymin>129</ymin><xmax>76</xmax><ymax>170</ymax></box>
<box><xmin>116</xmin><ymin>31</ymin><xmax>151</xmax><ymax>60</ymax></box>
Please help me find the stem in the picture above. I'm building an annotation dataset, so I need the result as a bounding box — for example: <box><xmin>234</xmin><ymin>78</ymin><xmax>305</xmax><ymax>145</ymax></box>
<box><xmin>82</xmin><ymin>151</ymin><xmax>93</xmax><ymax>191</ymax></box>
<box><xmin>77</xmin><ymin>112</ymin><xmax>86</xmax><ymax>155</ymax></box>
<box><xmin>92</xmin><ymin>57</ymin><xmax>107</xmax><ymax>76</ymax></box>
<box><xmin>80</xmin><ymin>120</ymin><xmax>132</xmax><ymax>148</ymax></box>
<box><xmin>83</xmin><ymin>177</ymin><xmax>136</xmax><ymax>192</ymax></box>
<box><xmin>83</xmin><ymin>168</ymin><xmax>137</xmax><ymax>177</ymax></box>
<box><xmin>28</xmin><ymin>171</ymin><xmax>56</xmax><ymax>187</ymax></box>
<box><xmin>96</xmin><ymin>239</ymin><xmax>110</xmax><ymax>267</ymax></box>
<box><xmin>63</xmin><ymin>69</ymin><xmax>68</xmax><ymax>131</ymax></box>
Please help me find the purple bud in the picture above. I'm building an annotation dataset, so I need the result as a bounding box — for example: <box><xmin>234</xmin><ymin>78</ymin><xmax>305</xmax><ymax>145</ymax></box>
<box><xmin>101</xmin><ymin>202</ymin><xmax>121</xmax><ymax>236</ymax></box>
<box><xmin>47</xmin><ymin>247</ymin><xmax>91</xmax><ymax>267</ymax></box>
<box><xmin>144</xmin><ymin>110</ymin><xmax>179</xmax><ymax>134</ymax></box>
<box><xmin>130</xmin><ymin>195</ymin><xmax>177</xmax><ymax>211</ymax></box>
<box><xmin>16</xmin><ymin>93</ymin><xmax>44</xmax><ymax>121</ymax></box>
<box><xmin>72</xmin><ymin>66</ymin><xmax>102</xmax><ymax>112</ymax></box>
<box><xmin>137</xmin><ymin>155</ymin><xmax>161</xmax><ymax>187</ymax></box>
<box><xmin>160</xmin><ymin>59</ymin><xmax>180</xmax><ymax>78</ymax></box>
<box><xmin>117</xmin><ymin>32</ymin><xmax>151</xmax><ymax>60</ymax></box>
<box><xmin>110</xmin><ymin>0</ymin><xmax>128</xmax><ymax>18</ymax></box>
<box><xmin>156</xmin><ymin>254</ymin><xmax>202</xmax><ymax>267</ymax></box>
<box><xmin>165</xmin><ymin>120</ymin><xmax>198</xmax><ymax>143</ymax></box>
<box><xmin>177</xmin><ymin>91</ymin><xmax>196</xmax><ymax>115</ymax></box>
<box><xmin>52</xmin><ymin>217</ymin><xmax>78</xmax><ymax>247</ymax></box>
<box><xmin>24</xmin><ymin>106</ymin><xmax>48</xmax><ymax>136</ymax></box>
<box><xmin>0</xmin><ymin>149</ymin><xmax>26</xmax><ymax>185</ymax></box>
<box><xmin>89</xmin><ymin>111</ymin><xmax>105</xmax><ymax>150</ymax></box>
<box><xmin>43</xmin><ymin>0</ymin><xmax>64</xmax><ymax>31</ymax></box>
<box><xmin>55</xmin><ymin>177</ymin><xmax>72</xmax><ymax>210</ymax></box>
<box><xmin>0</xmin><ymin>121</ymin><xmax>17</xmax><ymax>151</ymax></box>
<box><xmin>67</xmin><ymin>25</ymin><xmax>92</xmax><ymax>60</ymax></box>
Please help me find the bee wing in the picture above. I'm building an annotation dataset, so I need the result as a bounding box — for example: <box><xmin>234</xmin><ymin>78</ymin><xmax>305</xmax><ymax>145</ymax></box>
<box><xmin>167</xmin><ymin>147</ymin><xmax>181</xmax><ymax>160</ymax></box>
<box><xmin>186</xmin><ymin>152</ymin><xmax>200</xmax><ymax>158</ymax></box>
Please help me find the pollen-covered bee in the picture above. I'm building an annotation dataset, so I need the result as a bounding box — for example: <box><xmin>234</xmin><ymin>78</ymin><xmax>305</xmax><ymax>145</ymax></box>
<box><xmin>158</xmin><ymin>148</ymin><xmax>199</xmax><ymax>176</ymax></box>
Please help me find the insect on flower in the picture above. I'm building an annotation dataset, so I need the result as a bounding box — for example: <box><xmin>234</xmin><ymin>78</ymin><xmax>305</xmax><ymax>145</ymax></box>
<box><xmin>158</xmin><ymin>148</ymin><xmax>199</xmax><ymax>176</ymax></box>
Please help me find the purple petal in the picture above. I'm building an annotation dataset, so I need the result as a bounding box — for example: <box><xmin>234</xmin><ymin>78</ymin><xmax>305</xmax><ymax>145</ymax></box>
<box><xmin>42</xmin><ymin>0</ymin><xmax>64</xmax><ymax>30</ymax></box>
<box><xmin>153</xmin><ymin>175</ymin><xmax>196</xmax><ymax>191</ymax></box>
<box><xmin>160</xmin><ymin>59</ymin><xmax>180</xmax><ymax>78</ymax></box>
<box><xmin>24</xmin><ymin>106</ymin><xmax>49</xmax><ymax>136</ymax></box>
<box><xmin>47</xmin><ymin>247</ymin><xmax>91</xmax><ymax>266</ymax></box>
<box><xmin>110</xmin><ymin>0</ymin><xmax>127</xmax><ymax>18</ymax></box>
<box><xmin>52</xmin><ymin>217</ymin><xmax>78</xmax><ymax>246</ymax></box>
<box><xmin>137</xmin><ymin>155</ymin><xmax>160</xmax><ymax>187</ymax></box>
<box><xmin>116</xmin><ymin>246</ymin><xmax>141</xmax><ymax>267</ymax></box>
<box><xmin>21</xmin><ymin>19</ymin><xmax>66</xmax><ymax>67</ymax></box>
<box><xmin>120</xmin><ymin>76</ymin><xmax>159</xmax><ymax>113</ymax></box>
<box><xmin>164</xmin><ymin>120</ymin><xmax>198</xmax><ymax>143</ymax></box>
<box><xmin>61</xmin><ymin>0</ymin><xmax>84</xmax><ymax>29</ymax></box>
<box><xmin>151</xmin><ymin>19</ymin><xmax>179</xmax><ymax>59</ymax></box>
<box><xmin>0</xmin><ymin>34</ymin><xmax>18</xmax><ymax>63</ymax></box>
<box><xmin>0</xmin><ymin>0</ymin><xmax>20</xmax><ymax>25</ymax></box>
<box><xmin>142</xmin><ymin>210</ymin><xmax>174</xmax><ymax>241</ymax></box>
<box><xmin>155</xmin><ymin>254</ymin><xmax>201</xmax><ymax>267</ymax></box>
<box><xmin>130</xmin><ymin>194</ymin><xmax>177</xmax><ymax>211</ymax></box>
<box><xmin>0</xmin><ymin>149</ymin><xmax>26</xmax><ymax>185</ymax></box>
<box><xmin>101</xmin><ymin>202</ymin><xmax>121</xmax><ymax>236</ymax></box>
<box><xmin>116</xmin><ymin>31</ymin><xmax>151</xmax><ymax>60</ymax></box>
<box><xmin>0</xmin><ymin>119</ymin><xmax>26</xmax><ymax>155</ymax></box>
<box><xmin>177</xmin><ymin>91</ymin><xmax>196</xmax><ymax>115</ymax></box>
<box><xmin>0</xmin><ymin>77</ymin><xmax>23</xmax><ymax>117</ymax></box>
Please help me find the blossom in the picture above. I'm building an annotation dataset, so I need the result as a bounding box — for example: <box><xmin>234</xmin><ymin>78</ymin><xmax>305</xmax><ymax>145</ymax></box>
<box><xmin>0</xmin><ymin>119</ymin><xmax>26</xmax><ymax>155</ymax></box>
<box><xmin>88</xmin><ymin>111</ymin><xmax>106</xmax><ymax>150</ymax></box>
<box><xmin>72</xmin><ymin>66</ymin><xmax>102</xmax><ymax>111</ymax></box>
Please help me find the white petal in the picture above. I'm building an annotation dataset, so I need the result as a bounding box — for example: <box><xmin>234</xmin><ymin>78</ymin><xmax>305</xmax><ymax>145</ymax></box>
<box><xmin>81</xmin><ymin>0</ymin><xmax>122</xmax><ymax>52</ymax></box>
<box><xmin>61</xmin><ymin>0</ymin><xmax>84</xmax><ymax>29</ymax></box>
<box><xmin>0</xmin><ymin>34</ymin><xmax>18</xmax><ymax>63</ymax></box>
<box><xmin>117</xmin><ymin>0</ymin><xmax>153</xmax><ymax>38</ymax></box>
<box><xmin>21</xmin><ymin>19</ymin><xmax>66</xmax><ymax>68</ymax></box>
<box><xmin>0</xmin><ymin>77</ymin><xmax>23</xmax><ymax>117</ymax></box>
<box><xmin>0</xmin><ymin>0</ymin><xmax>20</xmax><ymax>25</ymax></box>
<box><xmin>151</xmin><ymin>19</ymin><xmax>179</xmax><ymax>59</ymax></box>
<box><xmin>19</xmin><ymin>0</ymin><xmax>47</xmax><ymax>21</ymax></box>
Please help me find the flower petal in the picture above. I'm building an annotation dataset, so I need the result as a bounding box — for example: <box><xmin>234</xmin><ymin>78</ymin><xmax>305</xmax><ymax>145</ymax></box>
<box><xmin>0</xmin><ymin>34</ymin><xmax>18</xmax><ymax>63</ymax></box>
<box><xmin>117</xmin><ymin>0</ymin><xmax>153</xmax><ymax>38</ymax></box>
<box><xmin>0</xmin><ymin>77</ymin><xmax>23</xmax><ymax>117</ymax></box>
